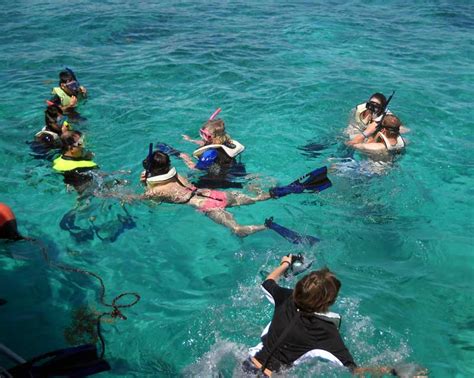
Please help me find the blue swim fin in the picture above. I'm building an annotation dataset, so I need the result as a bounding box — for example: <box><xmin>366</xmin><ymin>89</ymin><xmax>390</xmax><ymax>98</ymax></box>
<box><xmin>155</xmin><ymin>142</ymin><xmax>181</xmax><ymax>157</ymax></box>
<box><xmin>265</xmin><ymin>217</ymin><xmax>320</xmax><ymax>246</ymax></box>
<box><xmin>269</xmin><ymin>166</ymin><xmax>332</xmax><ymax>198</ymax></box>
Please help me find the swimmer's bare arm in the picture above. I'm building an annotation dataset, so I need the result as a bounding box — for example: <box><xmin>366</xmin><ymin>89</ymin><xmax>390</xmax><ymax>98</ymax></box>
<box><xmin>400</xmin><ymin>125</ymin><xmax>410</xmax><ymax>134</ymax></box>
<box><xmin>178</xmin><ymin>152</ymin><xmax>196</xmax><ymax>170</ymax></box>
<box><xmin>349</xmin><ymin>142</ymin><xmax>387</xmax><ymax>153</ymax></box>
<box><xmin>266</xmin><ymin>255</ymin><xmax>292</xmax><ymax>281</ymax></box>
<box><xmin>347</xmin><ymin>121</ymin><xmax>378</xmax><ymax>145</ymax></box>
<box><xmin>182</xmin><ymin>134</ymin><xmax>204</xmax><ymax>146</ymax></box>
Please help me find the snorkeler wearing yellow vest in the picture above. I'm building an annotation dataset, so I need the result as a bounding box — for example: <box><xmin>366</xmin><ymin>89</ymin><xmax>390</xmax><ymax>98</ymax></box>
<box><xmin>53</xmin><ymin>130</ymin><xmax>98</xmax><ymax>192</ymax></box>
<box><xmin>51</xmin><ymin>69</ymin><xmax>87</xmax><ymax>113</ymax></box>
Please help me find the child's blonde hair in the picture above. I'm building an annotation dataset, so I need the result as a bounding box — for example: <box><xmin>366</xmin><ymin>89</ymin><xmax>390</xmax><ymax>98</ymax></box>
<box><xmin>202</xmin><ymin>119</ymin><xmax>232</xmax><ymax>145</ymax></box>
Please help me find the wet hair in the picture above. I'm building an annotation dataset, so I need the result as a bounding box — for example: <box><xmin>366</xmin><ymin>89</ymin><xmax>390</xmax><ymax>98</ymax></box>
<box><xmin>61</xmin><ymin>131</ymin><xmax>83</xmax><ymax>152</ymax></box>
<box><xmin>369</xmin><ymin>93</ymin><xmax>387</xmax><ymax>108</ymax></box>
<box><xmin>293</xmin><ymin>268</ymin><xmax>341</xmax><ymax>313</ymax></box>
<box><xmin>382</xmin><ymin>114</ymin><xmax>401</xmax><ymax>138</ymax></box>
<box><xmin>201</xmin><ymin>119</ymin><xmax>232</xmax><ymax>145</ymax></box>
<box><xmin>45</xmin><ymin>104</ymin><xmax>63</xmax><ymax>129</ymax></box>
<box><xmin>143</xmin><ymin>151</ymin><xmax>171</xmax><ymax>176</ymax></box>
<box><xmin>59</xmin><ymin>70</ymin><xmax>76</xmax><ymax>85</ymax></box>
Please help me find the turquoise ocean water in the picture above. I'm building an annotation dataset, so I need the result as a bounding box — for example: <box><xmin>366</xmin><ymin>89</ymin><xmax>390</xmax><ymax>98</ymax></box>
<box><xmin>1</xmin><ymin>1</ymin><xmax>473</xmax><ymax>376</ymax></box>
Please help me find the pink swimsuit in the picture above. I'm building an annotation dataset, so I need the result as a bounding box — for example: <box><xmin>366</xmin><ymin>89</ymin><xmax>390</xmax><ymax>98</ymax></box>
<box><xmin>198</xmin><ymin>190</ymin><xmax>228</xmax><ymax>212</ymax></box>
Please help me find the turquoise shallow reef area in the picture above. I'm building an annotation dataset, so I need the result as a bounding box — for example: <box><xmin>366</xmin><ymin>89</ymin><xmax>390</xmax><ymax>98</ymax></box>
<box><xmin>0</xmin><ymin>1</ymin><xmax>473</xmax><ymax>376</ymax></box>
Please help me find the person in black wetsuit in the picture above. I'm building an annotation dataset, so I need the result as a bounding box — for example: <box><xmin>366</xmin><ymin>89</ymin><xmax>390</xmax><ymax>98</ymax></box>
<box><xmin>244</xmin><ymin>255</ymin><xmax>398</xmax><ymax>376</ymax></box>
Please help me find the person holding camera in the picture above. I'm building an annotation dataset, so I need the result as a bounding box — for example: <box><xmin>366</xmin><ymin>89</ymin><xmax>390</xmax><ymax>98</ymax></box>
<box><xmin>243</xmin><ymin>255</ymin><xmax>397</xmax><ymax>376</ymax></box>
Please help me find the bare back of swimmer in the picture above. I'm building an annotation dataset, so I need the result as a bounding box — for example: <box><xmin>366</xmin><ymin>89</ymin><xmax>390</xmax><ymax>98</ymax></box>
<box><xmin>137</xmin><ymin>151</ymin><xmax>271</xmax><ymax>237</ymax></box>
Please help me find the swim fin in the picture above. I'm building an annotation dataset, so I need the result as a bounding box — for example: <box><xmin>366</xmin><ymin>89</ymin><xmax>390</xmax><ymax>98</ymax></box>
<box><xmin>8</xmin><ymin>344</ymin><xmax>110</xmax><ymax>377</ymax></box>
<box><xmin>156</xmin><ymin>142</ymin><xmax>181</xmax><ymax>157</ymax></box>
<box><xmin>265</xmin><ymin>217</ymin><xmax>320</xmax><ymax>246</ymax></box>
<box><xmin>60</xmin><ymin>210</ymin><xmax>94</xmax><ymax>242</ymax></box>
<box><xmin>269</xmin><ymin>166</ymin><xmax>332</xmax><ymax>198</ymax></box>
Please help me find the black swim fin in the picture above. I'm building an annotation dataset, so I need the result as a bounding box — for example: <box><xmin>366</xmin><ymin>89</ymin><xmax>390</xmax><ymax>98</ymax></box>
<box><xmin>265</xmin><ymin>217</ymin><xmax>320</xmax><ymax>246</ymax></box>
<box><xmin>8</xmin><ymin>344</ymin><xmax>110</xmax><ymax>377</ymax></box>
<box><xmin>269</xmin><ymin>166</ymin><xmax>332</xmax><ymax>198</ymax></box>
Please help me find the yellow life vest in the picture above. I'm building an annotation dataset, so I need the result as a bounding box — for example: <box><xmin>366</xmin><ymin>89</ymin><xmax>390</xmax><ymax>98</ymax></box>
<box><xmin>53</xmin><ymin>156</ymin><xmax>98</xmax><ymax>172</ymax></box>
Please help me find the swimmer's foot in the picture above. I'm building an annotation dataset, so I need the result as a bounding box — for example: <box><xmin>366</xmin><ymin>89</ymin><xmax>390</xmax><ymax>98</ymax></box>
<box><xmin>235</xmin><ymin>225</ymin><xmax>267</xmax><ymax>237</ymax></box>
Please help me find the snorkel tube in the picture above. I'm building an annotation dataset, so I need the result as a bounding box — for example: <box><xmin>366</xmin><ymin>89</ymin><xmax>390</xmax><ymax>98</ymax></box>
<box><xmin>375</xmin><ymin>91</ymin><xmax>395</xmax><ymax>133</ymax></box>
<box><xmin>144</xmin><ymin>143</ymin><xmax>153</xmax><ymax>179</ymax></box>
<box><xmin>209</xmin><ymin>107</ymin><xmax>222</xmax><ymax>121</ymax></box>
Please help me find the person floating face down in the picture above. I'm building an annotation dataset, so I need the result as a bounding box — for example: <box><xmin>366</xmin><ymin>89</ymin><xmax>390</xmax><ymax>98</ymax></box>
<box><xmin>243</xmin><ymin>255</ymin><xmax>402</xmax><ymax>377</ymax></box>
<box><xmin>346</xmin><ymin>114</ymin><xmax>405</xmax><ymax>155</ymax></box>
<box><xmin>34</xmin><ymin>102</ymin><xmax>71</xmax><ymax>150</ymax></box>
<box><xmin>180</xmin><ymin>119</ymin><xmax>247</xmax><ymax>188</ymax></box>
<box><xmin>51</xmin><ymin>69</ymin><xmax>87</xmax><ymax>114</ymax></box>
<box><xmin>137</xmin><ymin>150</ymin><xmax>270</xmax><ymax>237</ymax></box>
<box><xmin>52</xmin><ymin>131</ymin><xmax>98</xmax><ymax>193</ymax></box>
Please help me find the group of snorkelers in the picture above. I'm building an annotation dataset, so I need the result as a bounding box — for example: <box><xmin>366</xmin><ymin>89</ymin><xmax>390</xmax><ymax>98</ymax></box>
<box><xmin>2</xmin><ymin>70</ymin><xmax>422</xmax><ymax>376</ymax></box>
<box><xmin>32</xmin><ymin>69</ymin><xmax>97</xmax><ymax>192</ymax></box>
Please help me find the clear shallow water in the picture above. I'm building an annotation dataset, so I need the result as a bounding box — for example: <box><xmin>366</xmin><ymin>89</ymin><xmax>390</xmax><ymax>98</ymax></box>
<box><xmin>1</xmin><ymin>0</ymin><xmax>473</xmax><ymax>376</ymax></box>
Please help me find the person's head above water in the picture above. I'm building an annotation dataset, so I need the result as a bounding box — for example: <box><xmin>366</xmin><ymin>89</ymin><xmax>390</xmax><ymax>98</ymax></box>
<box><xmin>59</xmin><ymin>70</ymin><xmax>80</xmax><ymax>96</ymax></box>
<box><xmin>61</xmin><ymin>131</ymin><xmax>84</xmax><ymax>154</ymax></box>
<box><xmin>293</xmin><ymin>268</ymin><xmax>341</xmax><ymax>313</ymax></box>
<box><xmin>366</xmin><ymin>92</ymin><xmax>387</xmax><ymax>116</ymax></box>
<box><xmin>45</xmin><ymin>103</ymin><xmax>68</xmax><ymax>132</ymax></box>
<box><xmin>200</xmin><ymin>119</ymin><xmax>231</xmax><ymax>145</ymax></box>
<box><xmin>380</xmin><ymin>114</ymin><xmax>401</xmax><ymax>138</ymax></box>
<box><xmin>143</xmin><ymin>151</ymin><xmax>173</xmax><ymax>177</ymax></box>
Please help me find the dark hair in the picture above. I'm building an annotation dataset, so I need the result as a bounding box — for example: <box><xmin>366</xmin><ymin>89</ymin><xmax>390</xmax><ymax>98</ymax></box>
<box><xmin>382</xmin><ymin>114</ymin><xmax>401</xmax><ymax>138</ymax></box>
<box><xmin>369</xmin><ymin>93</ymin><xmax>387</xmax><ymax>108</ymax></box>
<box><xmin>59</xmin><ymin>70</ymin><xmax>76</xmax><ymax>84</ymax></box>
<box><xmin>45</xmin><ymin>104</ymin><xmax>63</xmax><ymax>129</ymax></box>
<box><xmin>143</xmin><ymin>151</ymin><xmax>171</xmax><ymax>176</ymax></box>
<box><xmin>61</xmin><ymin>131</ymin><xmax>82</xmax><ymax>152</ymax></box>
<box><xmin>293</xmin><ymin>268</ymin><xmax>341</xmax><ymax>313</ymax></box>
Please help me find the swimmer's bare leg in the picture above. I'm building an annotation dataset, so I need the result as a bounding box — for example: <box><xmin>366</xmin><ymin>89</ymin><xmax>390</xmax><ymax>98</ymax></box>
<box><xmin>204</xmin><ymin>209</ymin><xmax>266</xmax><ymax>237</ymax></box>
<box><xmin>226</xmin><ymin>192</ymin><xmax>271</xmax><ymax>207</ymax></box>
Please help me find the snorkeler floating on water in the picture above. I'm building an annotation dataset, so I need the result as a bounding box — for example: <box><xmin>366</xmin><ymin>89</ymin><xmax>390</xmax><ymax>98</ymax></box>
<box><xmin>108</xmin><ymin>148</ymin><xmax>331</xmax><ymax>239</ymax></box>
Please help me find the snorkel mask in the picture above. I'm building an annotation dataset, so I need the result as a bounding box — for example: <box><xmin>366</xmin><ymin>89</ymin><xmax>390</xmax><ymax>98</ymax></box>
<box><xmin>72</xmin><ymin>134</ymin><xmax>85</xmax><ymax>147</ymax></box>
<box><xmin>365</xmin><ymin>101</ymin><xmax>383</xmax><ymax>116</ymax></box>
<box><xmin>65</xmin><ymin>80</ymin><xmax>80</xmax><ymax>94</ymax></box>
<box><xmin>64</xmin><ymin>67</ymin><xmax>81</xmax><ymax>95</ymax></box>
<box><xmin>199</xmin><ymin>127</ymin><xmax>213</xmax><ymax>143</ymax></box>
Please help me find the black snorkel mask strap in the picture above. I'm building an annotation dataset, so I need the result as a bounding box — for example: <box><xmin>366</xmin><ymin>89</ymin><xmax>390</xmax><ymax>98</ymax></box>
<box><xmin>144</xmin><ymin>143</ymin><xmax>153</xmax><ymax>179</ymax></box>
<box><xmin>375</xmin><ymin>90</ymin><xmax>395</xmax><ymax>133</ymax></box>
